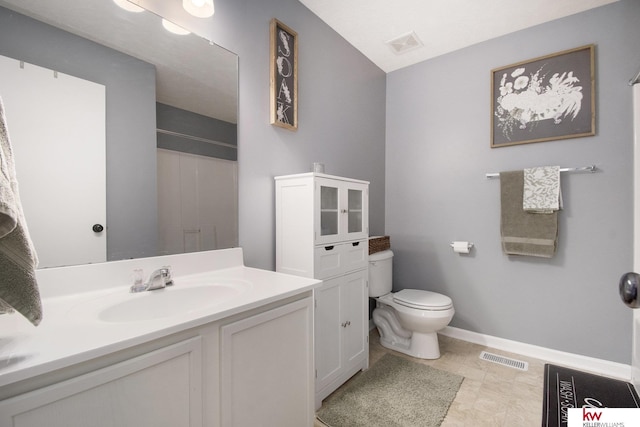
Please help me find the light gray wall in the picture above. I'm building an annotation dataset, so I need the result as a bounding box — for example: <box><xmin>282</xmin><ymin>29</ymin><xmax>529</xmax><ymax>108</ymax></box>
<box><xmin>386</xmin><ymin>0</ymin><xmax>640</xmax><ymax>364</ymax></box>
<box><xmin>0</xmin><ymin>6</ymin><xmax>158</xmax><ymax>262</ymax></box>
<box><xmin>194</xmin><ymin>0</ymin><xmax>388</xmax><ymax>270</ymax></box>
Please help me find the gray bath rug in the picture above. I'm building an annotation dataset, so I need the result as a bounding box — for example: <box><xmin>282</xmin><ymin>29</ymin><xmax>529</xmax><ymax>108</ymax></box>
<box><xmin>316</xmin><ymin>353</ymin><xmax>463</xmax><ymax>427</ymax></box>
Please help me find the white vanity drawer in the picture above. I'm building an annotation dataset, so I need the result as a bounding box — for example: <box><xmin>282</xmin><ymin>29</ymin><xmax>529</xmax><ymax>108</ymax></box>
<box><xmin>314</xmin><ymin>240</ymin><xmax>367</xmax><ymax>279</ymax></box>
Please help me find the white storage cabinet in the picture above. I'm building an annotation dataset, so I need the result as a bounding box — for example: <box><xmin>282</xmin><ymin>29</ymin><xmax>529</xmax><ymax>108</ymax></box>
<box><xmin>275</xmin><ymin>173</ymin><xmax>369</xmax><ymax>409</ymax></box>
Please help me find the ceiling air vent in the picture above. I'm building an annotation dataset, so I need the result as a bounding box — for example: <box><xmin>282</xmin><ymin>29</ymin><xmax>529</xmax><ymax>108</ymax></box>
<box><xmin>386</xmin><ymin>31</ymin><xmax>423</xmax><ymax>55</ymax></box>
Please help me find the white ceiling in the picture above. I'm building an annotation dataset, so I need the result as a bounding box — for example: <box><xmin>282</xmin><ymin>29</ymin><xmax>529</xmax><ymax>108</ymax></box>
<box><xmin>298</xmin><ymin>0</ymin><xmax>618</xmax><ymax>73</ymax></box>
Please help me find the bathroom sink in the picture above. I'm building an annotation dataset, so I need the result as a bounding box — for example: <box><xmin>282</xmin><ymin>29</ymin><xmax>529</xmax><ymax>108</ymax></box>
<box><xmin>70</xmin><ymin>279</ymin><xmax>252</xmax><ymax>323</ymax></box>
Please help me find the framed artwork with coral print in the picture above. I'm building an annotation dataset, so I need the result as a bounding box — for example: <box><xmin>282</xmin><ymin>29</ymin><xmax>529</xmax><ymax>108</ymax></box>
<box><xmin>491</xmin><ymin>45</ymin><xmax>595</xmax><ymax>148</ymax></box>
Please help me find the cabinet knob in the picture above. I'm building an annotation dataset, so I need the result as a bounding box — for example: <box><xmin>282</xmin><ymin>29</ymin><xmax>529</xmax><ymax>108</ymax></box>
<box><xmin>341</xmin><ymin>321</ymin><xmax>351</xmax><ymax>328</ymax></box>
<box><xmin>341</xmin><ymin>209</ymin><xmax>348</xmax><ymax>214</ymax></box>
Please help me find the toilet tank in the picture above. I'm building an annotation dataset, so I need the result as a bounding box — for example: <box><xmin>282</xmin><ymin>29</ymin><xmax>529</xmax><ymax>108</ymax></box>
<box><xmin>368</xmin><ymin>250</ymin><xmax>393</xmax><ymax>297</ymax></box>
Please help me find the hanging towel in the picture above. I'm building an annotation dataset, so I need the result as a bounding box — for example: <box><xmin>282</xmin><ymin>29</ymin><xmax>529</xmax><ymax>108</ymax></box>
<box><xmin>523</xmin><ymin>166</ymin><xmax>562</xmax><ymax>213</ymax></box>
<box><xmin>0</xmin><ymin>96</ymin><xmax>42</xmax><ymax>326</ymax></box>
<box><xmin>500</xmin><ymin>170</ymin><xmax>558</xmax><ymax>258</ymax></box>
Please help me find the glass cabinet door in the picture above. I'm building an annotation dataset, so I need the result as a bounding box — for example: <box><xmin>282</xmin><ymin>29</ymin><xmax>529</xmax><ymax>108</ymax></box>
<box><xmin>347</xmin><ymin>189</ymin><xmax>363</xmax><ymax>233</ymax></box>
<box><xmin>316</xmin><ymin>178</ymin><xmax>368</xmax><ymax>244</ymax></box>
<box><xmin>320</xmin><ymin>185</ymin><xmax>339</xmax><ymax>237</ymax></box>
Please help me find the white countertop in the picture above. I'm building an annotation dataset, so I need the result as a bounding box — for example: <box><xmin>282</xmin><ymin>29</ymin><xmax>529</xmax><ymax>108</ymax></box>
<box><xmin>0</xmin><ymin>248</ymin><xmax>320</xmax><ymax>390</ymax></box>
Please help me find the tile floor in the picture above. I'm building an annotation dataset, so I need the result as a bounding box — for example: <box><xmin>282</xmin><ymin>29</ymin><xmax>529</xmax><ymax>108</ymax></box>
<box><xmin>315</xmin><ymin>329</ymin><xmax>545</xmax><ymax>426</ymax></box>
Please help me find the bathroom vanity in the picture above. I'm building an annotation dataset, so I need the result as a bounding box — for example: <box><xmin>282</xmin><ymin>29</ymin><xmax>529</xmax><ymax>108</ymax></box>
<box><xmin>275</xmin><ymin>173</ymin><xmax>370</xmax><ymax>409</ymax></box>
<box><xmin>0</xmin><ymin>248</ymin><xmax>320</xmax><ymax>426</ymax></box>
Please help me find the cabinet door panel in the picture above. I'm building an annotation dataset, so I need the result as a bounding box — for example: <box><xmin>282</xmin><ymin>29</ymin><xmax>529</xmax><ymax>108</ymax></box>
<box><xmin>341</xmin><ymin>270</ymin><xmax>367</xmax><ymax>369</ymax></box>
<box><xmin>220</xmin><ymin>298</ymin><xmax>314</xmax><ymax>427</ymax></box>
<box><xmin>314</xmin><ymin>278</ymin><xmax>343</xmax><ymax>390</ymax></box>
<box><xmin>0</xmin><ymin>338</ymin><xmax>202</xmax><ymax>427</ymax></box>
<box><xmin>315</xmin><ymin>178</ymin><xmax>368</xmax><ymax>244</ymax></box>
<box><xmin>344</xmin><ymin>182</ymin><xmax>368</xmax><ymax>241</ymax></box>
<box><xmin>317</xmin><ymin>181</ymin><xmax>340</xmax><ymax>244</ymax></box>
<box><xmin>275</xmin><ymin>177</ymin><xmax>315</xmax><ymax>277</ymax></box>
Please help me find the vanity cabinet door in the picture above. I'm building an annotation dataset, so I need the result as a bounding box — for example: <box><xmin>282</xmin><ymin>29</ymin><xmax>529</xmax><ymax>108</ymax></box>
<box><xmin>0</xmin><ymin>338</ymin><xmax>203</xmax><ymax>427</ymax></box>
<box><xmin>220</xmin><ymin>297</ymin><xmax>314</xmax><ymax>427</ymax></box>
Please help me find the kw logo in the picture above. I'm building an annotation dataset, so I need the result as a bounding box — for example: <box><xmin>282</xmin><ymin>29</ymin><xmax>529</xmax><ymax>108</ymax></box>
<box><xmin>583</xmin><ymin>407</ymin><xmax>603</xmax><ymax>421</ymax></box>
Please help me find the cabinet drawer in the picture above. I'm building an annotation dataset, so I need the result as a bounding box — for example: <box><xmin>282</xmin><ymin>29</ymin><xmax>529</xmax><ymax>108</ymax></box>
<box><xmin>314</xmin><ymin>240</ymin><xmax>367</xmax><ymax>279</ymax></box>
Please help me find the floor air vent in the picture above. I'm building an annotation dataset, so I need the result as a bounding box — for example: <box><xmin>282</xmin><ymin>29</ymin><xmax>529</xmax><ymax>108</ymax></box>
<box><xmin>479</xmin><ymin>351</ymin><xmax>528</xmax><ymax>371</ymax></box>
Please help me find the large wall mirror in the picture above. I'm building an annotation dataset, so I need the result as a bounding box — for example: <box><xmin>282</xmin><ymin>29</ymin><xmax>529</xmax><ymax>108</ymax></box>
<box><xmin>0</xmin><ymin>0</ymin><xmax>238</xmax><ymax>268</ymax></box>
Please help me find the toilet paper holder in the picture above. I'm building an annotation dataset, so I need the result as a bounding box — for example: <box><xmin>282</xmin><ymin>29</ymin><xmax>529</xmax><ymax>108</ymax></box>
<box><xmin>449</xmin><ymin>241</ymin><xmax>474</xmax><ymax>253</ymax></box>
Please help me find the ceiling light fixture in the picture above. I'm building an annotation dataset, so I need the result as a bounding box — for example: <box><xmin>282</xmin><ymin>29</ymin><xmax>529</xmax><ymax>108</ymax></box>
<box><xmin>112</xmin><ymin>0</ymin><xmax>144</xmax><ymax>13</ymax></box>
<box><xmin>162</xmin><ymin>19</ymin><xmax>191</xmax><ymax>35</ymax></box>
<box><xmin>182</xmin><ymin>0</ymin><xmax>214</xmax><ymax>18</ymax></box>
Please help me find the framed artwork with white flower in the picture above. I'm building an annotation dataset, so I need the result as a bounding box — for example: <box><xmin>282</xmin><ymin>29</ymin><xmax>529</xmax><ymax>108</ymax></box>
<box><xmin>270</xmin><ymin>19</ymin><xmax>298</xmax><ymax>131</ymax></box>
<box><xmin>491</xmin><ymin>45</ymin><xmax>595</xmax><ymax>148</ymax></box>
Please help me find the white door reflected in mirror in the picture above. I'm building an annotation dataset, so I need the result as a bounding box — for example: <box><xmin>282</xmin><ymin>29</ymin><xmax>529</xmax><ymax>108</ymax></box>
<box><xmin>0</xmin><ymin>55</ymin><xmax>106</xmax><ymax>268</ymax></box>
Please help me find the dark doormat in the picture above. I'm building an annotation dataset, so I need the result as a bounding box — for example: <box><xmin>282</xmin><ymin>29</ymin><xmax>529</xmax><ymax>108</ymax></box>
<box><xmin>542</xmin><ymin>363</ymin><xmax>640</xmax><ymax>427</ymax></box>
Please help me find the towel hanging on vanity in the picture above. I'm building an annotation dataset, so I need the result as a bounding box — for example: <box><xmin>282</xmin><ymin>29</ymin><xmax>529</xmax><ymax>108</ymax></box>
<box><xmin>0</xmin><ymin>96</ymin><xmax>42</xmax><ymax>326</ymax></box>
<box><xmin>523</xmin><ymin>165</ymin><xmax>562</xmax><ymax>213</ymax></box>
<box><xmin>500</xmin><ymin>170</ymin><xmax>558</xmax><ymax>258</ymax></box>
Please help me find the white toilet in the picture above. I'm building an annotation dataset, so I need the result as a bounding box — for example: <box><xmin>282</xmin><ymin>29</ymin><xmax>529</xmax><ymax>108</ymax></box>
<box><xmin>369</xmin><ymin>250</ymin><xmax>454</xmax><ymax>359</ymax></box>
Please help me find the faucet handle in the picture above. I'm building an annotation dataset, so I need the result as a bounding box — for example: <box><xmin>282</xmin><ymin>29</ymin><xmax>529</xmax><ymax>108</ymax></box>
<box><xmin>130</xmin><ymin>268</ymin><xmax>146</xmax><ymax>293</ymax></box>
<box><xmin>162</xmin><ymin>265</ymin><xmax>174</xmax><ymax>286</ymax></box>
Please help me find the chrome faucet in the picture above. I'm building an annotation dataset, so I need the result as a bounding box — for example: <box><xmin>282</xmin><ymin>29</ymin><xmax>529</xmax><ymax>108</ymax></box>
<box><xmin>130</xmin><ymin>266</ymin><xmax>174</xmax><ymax>293</ymax></box>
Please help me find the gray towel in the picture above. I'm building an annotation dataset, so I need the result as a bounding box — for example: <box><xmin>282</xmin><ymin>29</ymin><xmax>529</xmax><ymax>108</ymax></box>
<box><xmin>500</xmin><ymin>170</ymin><xmax>558</xmax><ymax>258</ymax></box>
<box><xmin>0</xmin><ymin>96</ymin><xmax>42</xmax><ymax>326</ymax></box>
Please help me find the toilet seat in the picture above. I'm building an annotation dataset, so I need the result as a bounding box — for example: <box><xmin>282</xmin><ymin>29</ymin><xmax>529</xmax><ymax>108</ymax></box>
<box><xmin>392</xmin><ymin>289</ymin><xmax>453</xmax><ymax>311</ymax></box>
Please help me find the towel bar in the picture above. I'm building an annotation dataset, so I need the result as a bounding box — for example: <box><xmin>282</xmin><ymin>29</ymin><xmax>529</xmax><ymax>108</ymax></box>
<box><xmin>485</xmin><ymin>164</ymin><xmax>597</xmax><ymax>179</ymax></box>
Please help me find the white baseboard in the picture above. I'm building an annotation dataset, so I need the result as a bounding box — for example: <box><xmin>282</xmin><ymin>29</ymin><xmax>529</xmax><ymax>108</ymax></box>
<box><xmin>440</xmin><ymin>326</ymin><xmax>631</xmax><ymax>381</ymax></box>
<box><xmin>370</xmin><ymin>320</ymin><xmax>631</xmax><ymax>380</ymax></box>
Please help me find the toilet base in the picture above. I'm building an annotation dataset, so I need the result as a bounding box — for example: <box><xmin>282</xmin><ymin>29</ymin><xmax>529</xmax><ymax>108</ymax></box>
<box><xmin>379</xmin><ymin>331</ymin><xmax>442</xmax><ymax>359</ymax></box>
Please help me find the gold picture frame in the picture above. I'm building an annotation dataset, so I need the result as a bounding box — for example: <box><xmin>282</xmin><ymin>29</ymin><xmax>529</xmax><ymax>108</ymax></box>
<box><xmin>270</xmin><ymin>19</ymin><xmax>298</xmax><ymax>131</ymax></box>
<box><xmin>491</xmin><ymin>45</ymin><xmax>595</xmax><ymax>148</ymax></box>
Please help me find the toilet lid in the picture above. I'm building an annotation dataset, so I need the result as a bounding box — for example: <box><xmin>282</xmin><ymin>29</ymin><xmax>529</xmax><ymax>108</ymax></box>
<box><xmin>393</xmin><ymin>289</ymin><xmax>453</xmax><ymax>310</ymax></box>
